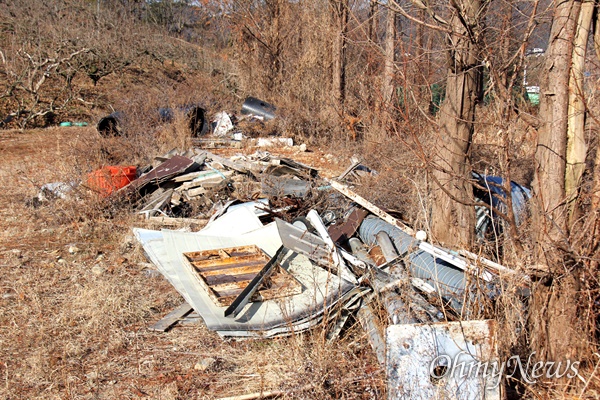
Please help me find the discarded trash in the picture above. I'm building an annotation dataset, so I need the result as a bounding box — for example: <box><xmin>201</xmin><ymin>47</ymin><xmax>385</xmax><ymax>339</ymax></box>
<box><xmin>338</xmin><ymin>156</ymin><xmax>377</xmax><ymax>183</ymax></box>
<box><xmin>59</xmin><ymin>121</ymin><xmax>88</xmax><ymax>127</ymax></box>
<box><xmin>97</xmin><ymin>105</ymin><xmax>208</xmax><ymax>137</ymax></box>
<box><xmin>87</xmin><ymin>166</ymin><xmax>137</xmax><ymax>197</ymax></box>
<box><xmin>134</xmin><ymin>222</ymin><xmax>360</xmax><ymax>338</ymax></box>
<box><xmin>96</xmin><ymin>111</ymin><xmax>124</xmax><ymax>136</ymax></box>
<box><xmin>37</xmin><ymin>181</ymin><xmax>77</xmax><ymax>201</ymax></box>
<box><xmin>241</xmin><ymin>96</ymin><xmax>276</xmax><ymax>120</ymax></box>
<box><xmin>212</xmin><ymin>111</ymin><xmax>234</xmax><ymax>137</ymax></box>
<box><xmin>359</xmin><ymin>215</ymin><xmax>468</xmax><ymax>313</ymax></box>
<box><xmin>44</xmin><ymin>86</ymin><xmax>543</xmax><ymax>400</ymax></box>
<box><xmin>472</xmin><ymin>172</ymin><xmax>532</xmax><ymax>241</ymax></box>
<box><xmin>386</xmin><ymin>320</ymin><xmax>499</xmax><ymax>400</ymax></box>
<box><xmin>182</xmin><ymin>245</ymin><xmax>301</xmax><ymax>309</ymax></box>
<box><xmin>256</xmin><ymin>137</ymin><xmax>293</xmax><ymax>147</ymax></box>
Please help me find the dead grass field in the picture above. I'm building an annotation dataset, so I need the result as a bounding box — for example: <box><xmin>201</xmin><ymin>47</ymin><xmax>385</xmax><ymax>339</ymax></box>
<box><xmin>0</xmin><ymin>127</ymin><xmax>384</xmax><ymax>399</ymax></box>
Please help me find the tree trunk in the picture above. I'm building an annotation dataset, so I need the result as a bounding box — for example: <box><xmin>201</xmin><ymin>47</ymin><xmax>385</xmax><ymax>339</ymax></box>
<box><xmin>331</xmin><ymin>0</ymin><xmax>349</xmax><ymax>108</ymax></box>
<box><xmin>429</xmin><ymin>0</ymin><xmax>482</xmax><ymax>248</ymax></box>
<box><xmin>368</xmin><ymin>0</ymin><xmax>377</xmax><ymax>43</ymax></box>
<box><xmin>565</xmin><ymin>0</ymin><xmax>593</xmax><ymax>225</ymax></box>
<box><xmin>381</xmin><ymin>7</ymin><xmax>397</xmax><ymax>124</ymax></box>
<box><xmin>532</xmin><ymin>0</ymin><xmax>579</xmax><ymax>261</ymax></box>
<box><xmin>530</xmin><ymin>0</ymin><xmax>589</xmax><ymax>364</ymax></box>
<box><xmin>266</xmin><ymin>0</ymin><xmax>284</xmax><ymax>91</ymax></box>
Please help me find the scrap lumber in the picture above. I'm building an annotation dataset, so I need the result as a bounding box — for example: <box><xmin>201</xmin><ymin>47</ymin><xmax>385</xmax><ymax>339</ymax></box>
<box><xmin>224</xmin><ymin>246</ymin><xmax>288</xmax><ymax>318</ymax></box>
<box><xmin>148</xmin><ymin>302</ymin><xmax>194</xmax><ymax>332</ymax></box>
<box><xmin>329</xmin><ymin>180</ymin><xmax>415</xmax><ymax>235</ymax></box>
<box><xmin>183</xmin><ymin>245</ymin><xmax>301</xmax><ymax>310</ymax></box>
<box><xmin>206</xmin><ymin>152</ymin><xmax>251</xmax><ymax>174</ymax></box>
<box><xmin>185</xmin><ymin>187</ymin><xmax>207</xmax><ymax>198</ymax></box>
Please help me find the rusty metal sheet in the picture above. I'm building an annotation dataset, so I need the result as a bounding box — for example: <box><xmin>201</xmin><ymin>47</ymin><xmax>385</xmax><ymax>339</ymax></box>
<box><xmin>386</xmin><ymin>320</ymin><xmax>500</xmax><ymax>400</ymax></box>
<box><xmin>128</xmin><ymin>155</ymin><xmax>199</xmax><ymax>193</ymax></box>
<box><xmin>328</xmin><ymin>207</ymin><xmax>369</xmax><ymax>244</ymax></box>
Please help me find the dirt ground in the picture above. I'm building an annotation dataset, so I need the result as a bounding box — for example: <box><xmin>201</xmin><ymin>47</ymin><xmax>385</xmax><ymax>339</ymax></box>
<box><xmin>0</xmin><ymin>127</ymin><xmax>384</xmax><ymax>399</ymax></box>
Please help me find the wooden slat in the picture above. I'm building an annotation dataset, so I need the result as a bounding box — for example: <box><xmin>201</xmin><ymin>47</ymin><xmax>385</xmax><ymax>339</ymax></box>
<box><xmin>194</xmin><ymin>261</ymin><xmax>265</xmax><ymax>276</ymax></box>
<box><xmin>148</xmin><ymin>302</ymin><xmax>194</xmax><ymax>332</ymax></box>
<box><xmin>329</xmin><ymin>180</ymin><xmax>415</xmax><ymax>235</ymax></box>
<box><xmin>205</xmin><ymin>272</ymin><xmax>257</xmax><ymax>286</ymax></box>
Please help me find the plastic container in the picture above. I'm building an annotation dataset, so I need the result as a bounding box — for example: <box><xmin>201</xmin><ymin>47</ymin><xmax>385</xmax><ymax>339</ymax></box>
<box><xmin>87</xmin><ymin>166</ymin><xmax>137</xmax><ymax>196</ymax></box>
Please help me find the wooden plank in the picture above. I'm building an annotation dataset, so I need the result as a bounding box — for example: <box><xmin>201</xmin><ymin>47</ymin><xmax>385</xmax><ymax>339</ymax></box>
<box><xmin>199</xmin><ymin>263</ymin><xmax>265</xmax><ymax>277</ymax></box>
<box><xmin>213</xmin><ymin>267</ymin><xmax>303</xmax><ymax>301</ymax></box>
<box><xmin>205</xmin><ymin>272</ymin><xmax>257</xmax><ymax>285</ymax></box>
<box><xmin>186</xmin><ymin>246</ymin><xmax>260</xmax><ymax>257</ymax></box>
<box><xmin>148</xmin><ymin>302</ymin><xmax>193</xmax><ymax>332</ymax></box>
<box><xmin>329</xmin><ymin>180</ymin><xmax>415</xmax><ymax>235</ymax></box>
<box><xmin>192</xmin><ymin>260</ymin><xmax>266</xmax><ymax>275</ymax></box>
<box><xmin>185</xmin><ymin>187</ymin><xmax>206</xmax><ymax>198</ymax></box>
<box><xmin>146</xmin><ymin>216</ymin><xmax>208</xmax><ymax>226</ymax></box>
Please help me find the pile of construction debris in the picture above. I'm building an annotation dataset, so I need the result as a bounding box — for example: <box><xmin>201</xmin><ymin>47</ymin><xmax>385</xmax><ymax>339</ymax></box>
<box><xmin>107</xmin><ymin>145</ymin><xmax>531</xmax><ymax>399</ymax></box>
<box><xmin>27</xmin><ymin>95</ymin><xmax>533</xmax><ymax>398</ymax></box>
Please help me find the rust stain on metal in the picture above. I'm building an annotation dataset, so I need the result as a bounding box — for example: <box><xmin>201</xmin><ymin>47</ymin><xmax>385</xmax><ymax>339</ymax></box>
<box><xmin>328</xmin><ymin>207</ymin><xmax>369</xmax><ymax>244</ymax></box>
<box><xmin>368</xmin><ymin>245</ymin><xmax>387</xmax><ymax>266</ymax></box>
<box><xmin>128</xmin><ymin>155</ymin><xmax>197</xmax><ymax>192</ymax></box>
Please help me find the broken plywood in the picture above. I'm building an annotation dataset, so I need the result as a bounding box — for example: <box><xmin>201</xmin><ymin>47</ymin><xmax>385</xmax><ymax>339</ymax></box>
<box><xmin>182</xmin><ymin>245</ymin><xmax>302</xmax><ymax>306</ymax></box>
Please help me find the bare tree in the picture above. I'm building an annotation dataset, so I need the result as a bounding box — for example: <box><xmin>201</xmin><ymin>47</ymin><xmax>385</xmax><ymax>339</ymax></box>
<box><xmin>529</xmin><ymin>0</ymin><xmax>597</xmax><ymax>364</ymax></box>
<box><xmin>398</xmin><ymin>0</ymin><xmax>484</xmax><ymax>247</ymax></box>
<box><xmin>331</xmin><ymin>0</ymin><xmax>349</xmax><ymax>108</ymax></box>
<box><xmin>381</xmin><ymin>6</ymin><xmax>397</xmax><ymax>124</ymax></box>
<box><xmin>565</xmin><ymin>0</ymin><xmax>593</xmax><ymax>223</ymax></box>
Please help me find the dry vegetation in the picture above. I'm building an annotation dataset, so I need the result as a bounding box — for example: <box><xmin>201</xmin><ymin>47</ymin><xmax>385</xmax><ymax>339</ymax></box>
<box><xmin>2</xmin><ymin>0</ymin><xmax>600</xmax><ymax>398</ymax></box>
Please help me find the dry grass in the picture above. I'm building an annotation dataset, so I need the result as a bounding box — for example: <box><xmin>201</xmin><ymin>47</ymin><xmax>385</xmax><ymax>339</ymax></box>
<box><xmin>0</xmin><ymin>127</ymin><xmax>383</xmax><ymax>399</ymax></box>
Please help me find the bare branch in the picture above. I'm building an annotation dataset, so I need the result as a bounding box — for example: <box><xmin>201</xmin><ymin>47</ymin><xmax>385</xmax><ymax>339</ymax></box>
<box><xmin>386</xmin><ymin>0</ymin><xmax>451</xmax><ymax>32</ymax></box>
